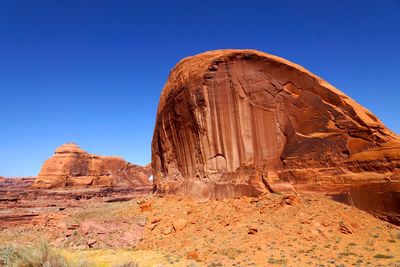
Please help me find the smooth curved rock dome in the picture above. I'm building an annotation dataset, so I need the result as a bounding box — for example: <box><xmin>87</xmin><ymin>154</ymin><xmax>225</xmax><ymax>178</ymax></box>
<box><xmin>55</xmin><ymin>143</ymin><xmax>86</xmax><ymax>154</ymax></box>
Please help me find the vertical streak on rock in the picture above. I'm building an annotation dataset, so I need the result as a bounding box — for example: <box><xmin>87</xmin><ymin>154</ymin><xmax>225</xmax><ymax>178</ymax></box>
<box><xmin>237</xmin><ymin>88</ymin><xmax>254</xmax><ymax>164</ymax></box>
<box><xmin>250</xmin><ymin>104</ymin><xmax>259</xmax><ymax>166</ymax></box>
<box><xmin>228</xmin><ymin>62</ymin><xmax>244</xmax><ymax>171</ymax></box>
<box><xmin>207</xmin><ymin>79</ymin><xmax>215</xmax><ymax>172</ymax></box>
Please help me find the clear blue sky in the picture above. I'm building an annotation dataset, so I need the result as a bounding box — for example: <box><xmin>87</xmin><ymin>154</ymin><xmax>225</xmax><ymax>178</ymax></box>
<box><xmin>0</xmin><ymin>0</ymin><xmax>399</xmax><ymax>176</ymax></box>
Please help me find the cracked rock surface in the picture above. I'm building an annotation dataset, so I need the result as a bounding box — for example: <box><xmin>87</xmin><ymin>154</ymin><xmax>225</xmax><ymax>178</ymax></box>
<box><xmin>152</xmin><ymin>49</ymin><xmax>400</xmax><ymax>224</ymax></box>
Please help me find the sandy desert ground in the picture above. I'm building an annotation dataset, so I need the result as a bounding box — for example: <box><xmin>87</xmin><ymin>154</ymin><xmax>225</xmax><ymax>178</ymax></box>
<box><xmin>1</xmin><ymin>179</ymin><xmax>399</xmax><ymax>266</ymax></box>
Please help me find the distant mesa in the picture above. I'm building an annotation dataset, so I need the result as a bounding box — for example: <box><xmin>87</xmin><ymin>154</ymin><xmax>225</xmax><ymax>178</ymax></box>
<box><xmin>33</xmin><ymin>143</ymin><xmax>152</xmax><ymax>189</ymax></box>
<box><xmin>152</xmin><ymin>49</ymin><xmax>400</xmax><ymax>224</ymax></box>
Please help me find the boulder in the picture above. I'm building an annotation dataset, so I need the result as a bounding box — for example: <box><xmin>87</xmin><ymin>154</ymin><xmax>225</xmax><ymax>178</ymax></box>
<box><xmin>173</xmin><ymin>218</ymin><xmax>187</xmax><ymax>231</ymax></box>
<box><xmin>33</xmin><ymin>143</ymin><xmax>151</xmax><ymax>189</ymax></box>
<box><xmin>151</xmin><ymin>49</ymin><xmax>400</xmax><ymax>223</ymax></box>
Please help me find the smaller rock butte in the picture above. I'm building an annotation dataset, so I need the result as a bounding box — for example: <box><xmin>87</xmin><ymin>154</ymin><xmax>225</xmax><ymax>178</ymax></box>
<box><xmin>33</xmin><ymin>143</ymin><xmax>151</xmax><ymax>189</ymax></box>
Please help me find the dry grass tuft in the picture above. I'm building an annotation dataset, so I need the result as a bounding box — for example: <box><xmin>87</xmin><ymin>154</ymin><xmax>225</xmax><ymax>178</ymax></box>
<box><xmin>0</xmin><ymin>240</ymin><xmax>68</xmax><ymax>267</ymax></box>
<box><xmin>0</xmin><ymin>241</ymin><xmax>142</xmax><ymax>267</ymax></box>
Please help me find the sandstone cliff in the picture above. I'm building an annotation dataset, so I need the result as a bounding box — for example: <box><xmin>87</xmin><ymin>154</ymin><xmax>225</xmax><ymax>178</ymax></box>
<box><xmin>152</xmin><ymin>49</ymin><xmax>400</xmax><ymax>223</ymax></box>
<box><xmin>33</xmin><ymin>143</ymin><xmax>151</xmax><ymax>189</ymax></box>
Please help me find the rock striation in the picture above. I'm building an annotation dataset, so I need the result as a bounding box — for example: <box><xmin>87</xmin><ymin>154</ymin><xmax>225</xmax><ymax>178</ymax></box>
<box><xmin>33</xmin><ymin>143</ymin><xmax>152</xmax><ymax>189</ymax></box>
<box><xmin>0</xmin><ymin>177</ymin><xmax>35</xmax><ymax>188</ymax></box>
<box><xmin>152</xmin><ymin>49</ymin><xmax>400</xmax><ymax>223</ymax></box>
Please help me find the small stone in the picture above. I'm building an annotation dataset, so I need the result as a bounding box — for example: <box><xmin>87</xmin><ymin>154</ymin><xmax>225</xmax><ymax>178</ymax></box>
<box><xmin>284</xmin><ymin>195</ymin><xmax>300</xmax><ymax>205</ymax></box>
<box><xmin>140</xmin><ymin>201</ymin><xmax>152</xmax><ymax>212</ymax></box>
<box><xmin>187</xmin><ymin>251</ymin><xmax>201</xmax><ymax>261</ymax></box>
<box><xmin>163</xmin><ymin>226</ymin><xmax>173</xmax><ymax>235</ymax></box>
<box><xmin>173</xmin><ymin>218</ymin><xmax>187</xmax><ymax>231</ymax></box>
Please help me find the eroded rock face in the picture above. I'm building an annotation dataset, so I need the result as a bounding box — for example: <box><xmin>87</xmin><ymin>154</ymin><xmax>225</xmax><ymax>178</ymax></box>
<box><xmin>33</xmin><ymin>143</ymin><xmax>151</xmax><ymax>188</ymax></box>
<box><xmin>0</xmin><ymin>177</ymin><xmax>35</xmax><ymax>188</ymax></box>
<box><xmin>152</xmin><ymin>49</ymin><xmax>400</xmax><ymax>213</ymax></box>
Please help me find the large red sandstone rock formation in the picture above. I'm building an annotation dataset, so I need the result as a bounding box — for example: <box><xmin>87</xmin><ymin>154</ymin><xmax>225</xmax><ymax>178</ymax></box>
<box><xmin>33</xmin><ymin>143</ymin><xmax>151</xmax><ymax>189</ymax></box>
<box><xmin>152</xmin><ymin>49</ymin><xmax>400</xmax><ymax>222</ymax></box>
